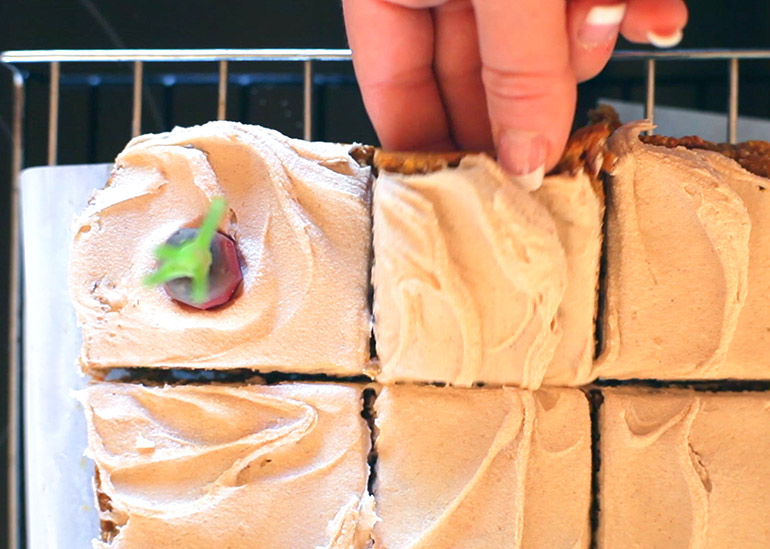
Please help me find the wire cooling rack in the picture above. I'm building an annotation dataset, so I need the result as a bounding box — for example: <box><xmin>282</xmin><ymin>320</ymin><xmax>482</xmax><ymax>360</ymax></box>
<box><xmin>2</xmin><ymin>47</ymin><xmax>770</xmax><ymax>549</ymax></box>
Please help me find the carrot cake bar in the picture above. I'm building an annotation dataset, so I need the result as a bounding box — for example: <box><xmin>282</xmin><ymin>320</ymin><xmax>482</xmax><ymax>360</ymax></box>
<box><xmin>373</xmin><ymin>385</ymin><xmax>591</xmax><ymax>547</ymax></box>
<box><xmin>597</xmin><ymin>121</ymin><xmax>770</xmax><ymax>379</ymax></box>
<box><xmin>78</xmin><ymin>382</ymin><xmax>375</xmax><ymax>548</ymax></box>
<box><xmin>372</xmin><ymin>129</ymin><xmax>606</xmax><ymax>388</ymax></box>
<box><xmin>69</xmin><ymin>122</ymin><xmax>372</xmax><ymax>376</ymax></box>
<box><xmin>598</xmin><ymin>388</ymin><xmax>770</xmax><ymax>547</ymax></box>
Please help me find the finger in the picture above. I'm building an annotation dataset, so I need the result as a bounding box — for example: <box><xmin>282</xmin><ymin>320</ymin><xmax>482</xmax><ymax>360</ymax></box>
<box><xmin>621</xmin><ymin>0</ymin><xmax>688</xmax><ymax>47</ymax></box>
<box><xmin>472</xmin><ymin>0</ymin><xmax>577</xmax><ymax>187</ymax></box>
<box><xmin>568</xmin><ymin>1</ymin><xmax>626</xmax><ymax>82</ymax></box>
<box><xmin>342</xmin><ymin>0</ymin><xmax>454</xmax><ymax>151</ymax></box>
<box><xmin>433</xmin><ymin>0</ymin><xmax>493</xmax><ymax>150</ymax></box>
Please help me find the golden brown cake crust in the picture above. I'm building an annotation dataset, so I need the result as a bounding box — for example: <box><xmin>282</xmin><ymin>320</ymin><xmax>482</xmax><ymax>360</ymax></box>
<box><xmin>367</xmin><ymin>104</ymin><xmax>617</xmax><ymax>182</ymax></box>
<box><xmin>372</xmin><ymin>128</ymin><xmax>614</xmax><ymax>180</ymax></box>
<box><xmin>641</xmin><ymin>134</ymin><xmax>770</xmax><ymax>180</ymax></box>
<box><xmin>348</xmin><ymin>144</ymin><xmax>375</xmax><ymax>167</ymax></box>
<box><xmin>94</xmin><ymin>467</ymin><xmax>118</xmax><ymax>543</ymax></box>
<box><xmin>373</xmin><ymin>149</ymin><xmax>488</xmax><ymax>175</ymax></box>
<box><xmin>551</xmin><ymin>105</ymin><xmax>619</xmax><ymax>181</ymax></box>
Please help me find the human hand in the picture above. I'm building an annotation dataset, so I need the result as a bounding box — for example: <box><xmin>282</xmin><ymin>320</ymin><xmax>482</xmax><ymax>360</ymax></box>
<box><xmin>343</xmin><ymin>0</ymin><xmax>688</xmax><ymax>189</ymax></box>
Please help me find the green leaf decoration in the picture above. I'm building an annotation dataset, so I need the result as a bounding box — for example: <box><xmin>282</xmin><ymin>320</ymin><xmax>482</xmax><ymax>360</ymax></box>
<box><xmin>144</xmin><ymin>197</ymin><xmax>227</xmax><ymax>304</ymax></box>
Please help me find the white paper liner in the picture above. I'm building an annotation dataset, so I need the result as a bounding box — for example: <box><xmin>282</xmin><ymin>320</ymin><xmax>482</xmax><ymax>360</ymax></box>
<box><xmin>21</xmin><ymin>164</ymin><xmax>112</xmax><ymax>549</ymax></box>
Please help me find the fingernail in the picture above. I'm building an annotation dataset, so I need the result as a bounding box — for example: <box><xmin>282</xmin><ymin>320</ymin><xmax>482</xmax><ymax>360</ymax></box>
<box><xmin>578</xmin><ymin>4</ymin><xmax>626</xmax><ymax>49</ymax></box>
<box><xmin>498</xmin><ymin>129</ymin><xmax>548</xmax><ymax>191</ymax></box>
<box><xmin>647</xmin><ymin>29</ymin><xmax>683</xmax><ymax>48</ymax></box>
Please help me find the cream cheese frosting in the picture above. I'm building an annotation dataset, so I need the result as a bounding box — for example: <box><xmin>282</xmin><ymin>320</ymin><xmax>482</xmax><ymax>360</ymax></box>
<box><xmin>535</xmin><ymin>171</ymin><xmax>603</xmax><ymax>386</ymax></box>
<box><xmin>78</xmin><ymin>382</ymin><xmax>374</xmax><ymax>548</ymax></box>
<box><xmin>596</xmin><ymin>121</ymin><xmax>752</xmax><ymax>379</ymax></box>
<box><xmin>373</xmin><ymin>385</ymin><xmax>591</xmax><ymax>548</ymax></box>
<box><xmin>372</xmin><ymin>154</ymin><xmax>569</xmax><ymax>388</ymax></box>
<box><xmin>692</xmin><ymin>149</ymin><xmax>770</xmax><ymax>376</ymax></box>
<box><xmin>598</xmin><ymin>388</ymin><xmax>770</xmax><ymax>548</ymax></box>
<box><xmin>69</xmin><ymin>122</ymin><xmax>372</xmax><ymax>375</ymax></box>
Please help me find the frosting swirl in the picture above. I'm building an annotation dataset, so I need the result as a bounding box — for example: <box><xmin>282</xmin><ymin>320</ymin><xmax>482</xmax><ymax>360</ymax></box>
<box><xmin>599</xmin><ymin>389</ymin><xmax>770</xmax><ymax>548</ymax></box>
<box><xmin>597</xmin><ymin>121</ymin><xmax>751</xmax><ymax>379</ymax></box>
<box><xmin>373</xmin><ymin>155</ymin><xmax>568</xmax><ymax>388</ymax></box>
<box><xmin>373</xmin><ymin>386</ymin><xmax>591</xmax><ymax>547</ymax></box>
<box><xmin>689</xmin><ymin>149</ymin><xmax>770</xmax><ymax>377</ymax></box>
<box><xmin>535</xmin><ymin>170</ymin><xmax>603</xmax><ymax>386</ymax></box>
<box><xmin>78</xmin><ymin>382</ymin><xmax>374</xmax><ymax>548</ymax></box>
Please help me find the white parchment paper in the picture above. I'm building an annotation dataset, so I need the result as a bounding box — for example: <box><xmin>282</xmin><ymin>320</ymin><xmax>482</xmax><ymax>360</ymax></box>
<box><xmin>21</xmin><ymin>164</ymin><xmax>112</xmax><ymax>549</ymax></box>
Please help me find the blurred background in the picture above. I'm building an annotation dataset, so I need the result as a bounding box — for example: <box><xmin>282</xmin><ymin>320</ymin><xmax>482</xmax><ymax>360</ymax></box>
<box><xmin>1</xmin><ymin>0</ymin><xmax>770</xmax><ymax>546</ymax></box>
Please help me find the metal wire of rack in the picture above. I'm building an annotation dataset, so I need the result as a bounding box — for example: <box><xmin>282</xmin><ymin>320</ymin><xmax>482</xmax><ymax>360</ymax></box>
<box><xmin>2</xmin><ymin>47</ymin><xmax>770</xmax><ymax>549</ymax></box>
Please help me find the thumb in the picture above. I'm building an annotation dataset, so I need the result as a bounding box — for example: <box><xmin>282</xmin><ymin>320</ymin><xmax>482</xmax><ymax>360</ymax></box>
<box><xmin>473</xmin><ymin>0</ymin><xmax>577</xmax><ymax>190</ymax></box>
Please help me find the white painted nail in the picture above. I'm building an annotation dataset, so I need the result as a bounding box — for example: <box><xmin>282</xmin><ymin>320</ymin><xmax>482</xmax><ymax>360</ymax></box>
<box><xmin>585</xmin><ymin>3</ymin><xmax>627</xmax><ymax>26</ymax></box>
<box><xmin>509</xmin><ymin>164</ymin><xmax>545</xmax><ymax>192</ymax></box>
<box><xmin>498</xmin><ymin>129</ymin><xmax>548</xmax><ymax>191</ymax></box>
<box><xmin>579</xmin><ymin>4</ymin><xmax>626</xmax><ymax>49</ymax></box>
<box><xmin>647</xmin><ymin>29</ymin><xmax>683</xmax><ymax>49</ymax></box>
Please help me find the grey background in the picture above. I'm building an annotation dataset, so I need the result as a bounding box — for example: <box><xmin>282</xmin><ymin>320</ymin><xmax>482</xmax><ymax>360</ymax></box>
<box><xmin>2</xmin><ymin>1</ymin><xmax>770</xmax><ymax>546</ymax></box>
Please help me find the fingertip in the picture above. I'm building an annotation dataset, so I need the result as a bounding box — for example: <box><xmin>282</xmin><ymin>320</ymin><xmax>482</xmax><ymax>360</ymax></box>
<box><xmin>567</xmin><ymin>1</ymin><xmax>625</xmax><ymax>82</ymax></box>
<box><xmin>620</xmin><ymin>0</ymin><xmax>688</xmax><ymax>46</ymax></box>
<box><xmin>482</xmin><ymin>64</ymin><xmax>576</xmax><ymax>174</ymax></box>
<box><xmin>471</xmin><ymin>0</ymin><xmax>576</xmax><ymax>176</ymax></box>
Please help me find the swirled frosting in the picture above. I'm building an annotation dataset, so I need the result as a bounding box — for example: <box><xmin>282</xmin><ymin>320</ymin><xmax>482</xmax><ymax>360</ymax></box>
<box><xmin>69</xmin><ymin>122</ymin><xmax>372</xmax><ymax>375</ymax></box>
<box><xmin>596</xmin><ymin>121</ymin><xmax>751</xmax><ymax>379</ymax></box>
<box><xmin>78</xmin><ymin>382</ymin><xmax>375</xmax><ymax>548</ymax></box>
<box><xmin>689</xmin><ymin>149</ymin><xmax>770</xmax><ymax>377</ymax></box>
<box><xmin>535</xmin><ymin>171</ymin><xmax>603</xmax><ymax>386</ymax></box>
<box><xmin>373</xmin><ymin>385</ymin><xmax>591</xmax><ymax>548</ymax></box>
<box><xmin>598</xmin><ymin>388</ymin><xmax>770</xmax><ymax>548</ymax></box>
<box><xmin>372</xmin><ymin>155</ymin><xmax>568</xmax><ymax>388</ymax></box>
